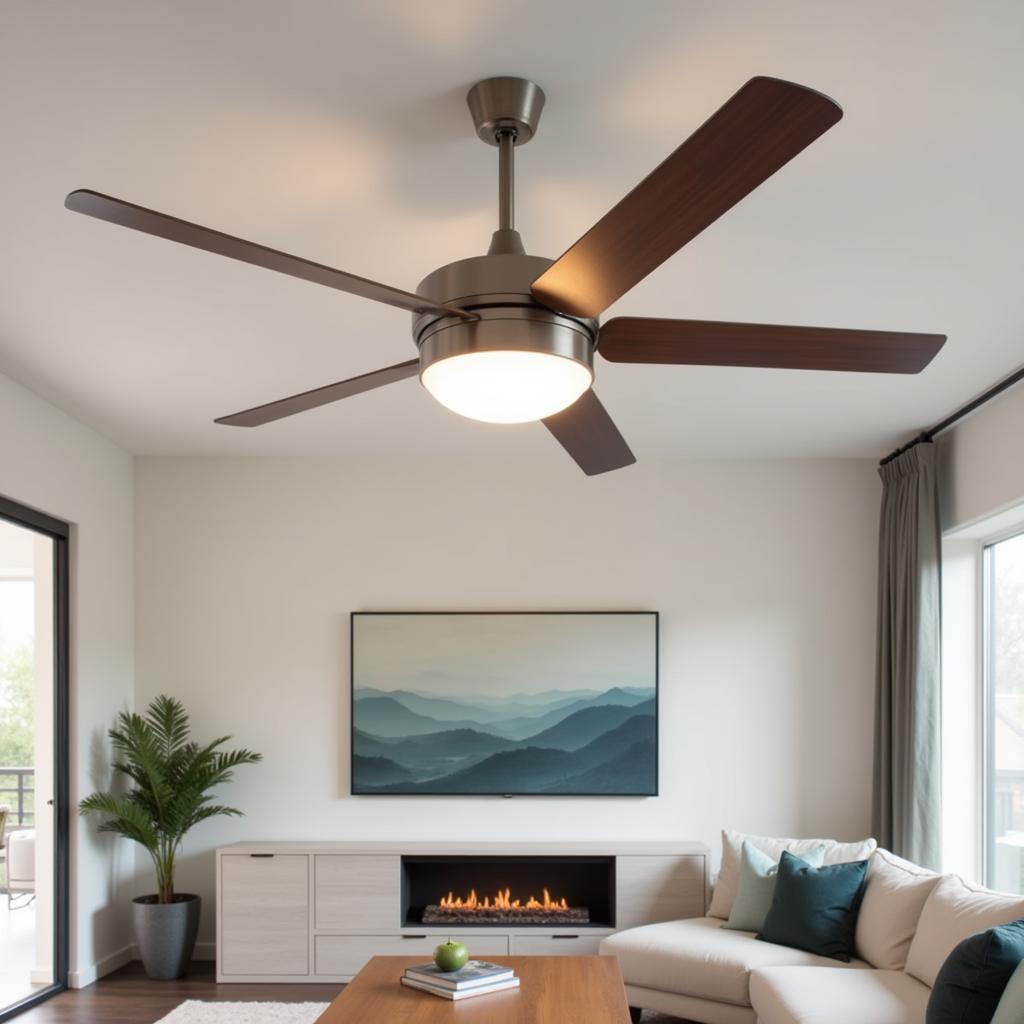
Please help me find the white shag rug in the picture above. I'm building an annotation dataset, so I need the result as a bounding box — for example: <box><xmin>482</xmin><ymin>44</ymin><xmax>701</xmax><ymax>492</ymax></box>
<box><xmin>155</xmin><ymin>1002</ymin><xmax>330</xmax><ymax>1024</ymax></box>
<box><xmin>153</xmin><ymin>999</ymin><xmax>690</xmax><ymax>1023</ymax></box>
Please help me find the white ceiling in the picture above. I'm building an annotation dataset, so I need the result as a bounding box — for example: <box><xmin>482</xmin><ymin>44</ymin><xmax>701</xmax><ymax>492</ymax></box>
<box><xmin>1</xmin><ymin>0</ymin><xmax>1022</xmax><ymax>462</ymax></box>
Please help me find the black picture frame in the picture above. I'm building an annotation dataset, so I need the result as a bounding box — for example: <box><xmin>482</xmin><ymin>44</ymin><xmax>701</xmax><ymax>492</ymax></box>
<box><xmin>350</xmin><ymin>610</ymin><xmax>659</xmax><ymax>797</ymax></box>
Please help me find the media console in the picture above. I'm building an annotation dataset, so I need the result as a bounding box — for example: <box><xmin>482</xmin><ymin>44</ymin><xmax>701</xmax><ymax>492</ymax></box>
<box><xmin>216</xmin><ymin>840</ymin><xmax>708</xmax><ymax>982</ymax></box>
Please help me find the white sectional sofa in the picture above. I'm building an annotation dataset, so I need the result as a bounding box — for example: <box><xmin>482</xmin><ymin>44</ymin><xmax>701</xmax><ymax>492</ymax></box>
<box><xmin>600</xmin><ymin>841</ymin><xmax>1024</xmax><ymax>1024</ymax></box>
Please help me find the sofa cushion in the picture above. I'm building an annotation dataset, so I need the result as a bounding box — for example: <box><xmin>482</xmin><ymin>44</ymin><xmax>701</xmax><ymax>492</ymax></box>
<box><xmin>855</xmin><ymin>848</ymin><xmax>940</xmax><ymax>970</ymax></box>
<box><xmin>760</xmin><ymin>852</ymin><xmax>869</xmax><ymax>962</ymax></box>
<box><xmin>926</xmin><ymin>919</ymin><xmax>1024</xmax><ymax>1024</ymax></box>
<box><xmin>751</xmin><ymin>965</ymin><xmax>931</xmax><ymax>1024</ymax></box>
<box><xmin>708</xmin><ymin>829</ymin><xmax>877</xmax><ymax>919</ymax></box>
<box><xmin>906</xmin><ymin>874</ymin><xmax>1024</xmax><ymax>987</ymax></box>
<box><xmin>725</xmin><ymin>842</ymin><xmax>827</xmax><ymax>933</ymax></box>
<box><xmin>599</xmin><ymin>916</ymin><xmax>868</xmax><ymax>1009</ymax></box>
<box><xmin>622</xmin><ymin>985</ymin><xmax>757</xmax><ymax>1024</ymax></box>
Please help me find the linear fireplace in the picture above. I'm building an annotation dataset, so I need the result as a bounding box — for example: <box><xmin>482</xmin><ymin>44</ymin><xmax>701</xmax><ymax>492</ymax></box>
<box><xmin>400</xmin><ymin>855</ymin><xmax>616</xmax><ymax>928</ymax></box>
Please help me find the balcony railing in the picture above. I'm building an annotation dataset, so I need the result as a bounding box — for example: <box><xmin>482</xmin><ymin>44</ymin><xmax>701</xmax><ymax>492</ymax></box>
<box><xmin>0</xmin><ymin>767</ymin><xmax>34</xmax><ymax>828</ymax></box>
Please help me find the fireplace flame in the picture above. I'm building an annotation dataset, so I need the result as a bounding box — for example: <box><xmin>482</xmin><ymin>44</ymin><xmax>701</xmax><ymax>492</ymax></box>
<box><xmin>440</xmin><ymin>886</ymin><xmax>570</xmax><ymax>912</ymax></box>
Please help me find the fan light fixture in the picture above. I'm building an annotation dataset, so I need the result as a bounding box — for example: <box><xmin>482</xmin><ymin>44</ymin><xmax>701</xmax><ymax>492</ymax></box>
<box><xmin>64</xmin><ymin>75</ymin><xmax>947</xmax><ymax>475</ymax></box>
<box><xmin>421</xmin><ymin>349</ymin><xmax>592</xmax><ymax>424</ymax></box>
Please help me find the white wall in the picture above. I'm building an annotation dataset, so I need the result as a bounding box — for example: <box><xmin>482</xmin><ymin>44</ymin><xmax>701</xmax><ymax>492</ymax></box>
<box><xmin>0</xmin><ymin>370</ymin><xmax>135</xmax><ymax>987</ymax></box>
<box><xmin>135</xmin><ymin>455</ymin><xmax>880</xmax><ymax>952</ymax></box>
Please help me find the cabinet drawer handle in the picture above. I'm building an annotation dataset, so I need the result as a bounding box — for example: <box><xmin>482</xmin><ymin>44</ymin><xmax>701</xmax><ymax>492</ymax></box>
<box><xmin>249</xmin><ymin>853</ymin><xmax>275</xmax><ymax>858</ymax></box>
<box><xmin>552</xmin><ymin>934</ymin><xmax>579</xmax><ymax>940</ymax></box>
<box><xmin>403</xmin><ymin>935</ymin><xmax>427</xmax><ymax>940</ymax></box>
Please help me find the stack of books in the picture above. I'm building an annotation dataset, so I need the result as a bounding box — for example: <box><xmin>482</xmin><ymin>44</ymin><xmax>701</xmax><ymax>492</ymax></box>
<box><xmin>401</xmin><ymin>959</ymin><xmax>520</xmax><ymax>1000</ymax></box>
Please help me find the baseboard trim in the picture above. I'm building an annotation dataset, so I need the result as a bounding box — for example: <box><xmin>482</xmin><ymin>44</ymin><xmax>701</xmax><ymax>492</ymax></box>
<box><xmin>69</xmin><ymin>944</ymin><xmax>133</xmax><ymax>989</ymax></box>
<box><xmin>69</xmin><ymin>941</ymin><xmax>214</xmax><ymax>988</ymax></box>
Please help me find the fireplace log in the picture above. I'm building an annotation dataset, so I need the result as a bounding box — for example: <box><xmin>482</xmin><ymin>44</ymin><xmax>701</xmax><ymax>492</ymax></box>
<box><xmin>422</xmin><ymin>905</ymin><xmax>590</xmax><ymax>925</ymax></box>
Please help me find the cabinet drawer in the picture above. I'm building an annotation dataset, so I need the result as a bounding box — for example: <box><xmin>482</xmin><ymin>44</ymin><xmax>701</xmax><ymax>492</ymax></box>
<box><xmin>221</xmin><ymin>855</ymin><xmax>309</xmax><ymax>976</ymax></box>
<box><xmin>511</xmin><ymin>932</ymin><xmax>605</xmax><ymax>955</ymax></box>
<box><xmin>315</xmin><ymin>933</ymin><xmax>509</xmax><ymax>977</ymax></box>
<box><xmin>315</xmin><ymin>855</ymin><xmax>399</xmax><ymax>929</ymax></box>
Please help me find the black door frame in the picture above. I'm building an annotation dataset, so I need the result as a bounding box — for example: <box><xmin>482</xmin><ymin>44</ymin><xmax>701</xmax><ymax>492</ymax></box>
<box><xmin>0</xmin><ymin>494</ymin><xmax>70</xmax><ymax>1020</ymax></box>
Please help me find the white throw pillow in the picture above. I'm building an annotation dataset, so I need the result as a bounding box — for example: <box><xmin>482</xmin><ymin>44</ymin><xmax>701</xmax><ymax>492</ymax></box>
<box><xmin>854</xmin><ymin>849</ymin><xmax>939</xmax><ymax>969</ymax></box>
<box><xmin>905</xmin><ymin>874</ymin><xmax>1024</xmax><ymax>988</ymax></box>
<box><xmin>707</xmin><ymin>829</ymin><xmax>877</xmax><ymax>920</ymax></box>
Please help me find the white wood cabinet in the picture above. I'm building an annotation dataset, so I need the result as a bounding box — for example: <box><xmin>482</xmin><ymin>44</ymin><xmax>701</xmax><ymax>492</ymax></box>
<box><xmin>216</xmin><ymin>841</ymin><xmax>707</xmax><ymax>982</ymax></box>
<box><xmin>615</xmin><ymin>854</ymin><xmax>706</xmax><ymax>931</ymax></box>
<box><xmin>510</xmin><ymin>933</ymin><xmax>605</xmax><ymax>955</ymax></box>
<box><xmin>220</xmin><ymin>854</ymin><xmax>309</xmax><ymax>977</ymax></box>
<box><xmin>314</xmin><ymin>854</ymin><xmax>399</xmax><ymax>930</ymax></box>
<box><xmin>315</xmin><ymin>933</ymin><xmax>510</xmax><ymax>977</ymax></box>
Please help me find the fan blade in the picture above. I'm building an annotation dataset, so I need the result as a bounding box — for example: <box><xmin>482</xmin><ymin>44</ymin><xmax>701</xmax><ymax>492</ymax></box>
<box><xmin>598</xmin><ymin>318</ymin><xmax>946</xmax><ymax>373</ymax></box>
<box><xmin>542</xmin><ymin>389</ymin><xmax>636</xmax><ymax>476</ymax></box>
<box><xmin>532</xmin><ymin>77</ymin><xmax>842</xmax><ymax>319</ymax></box>
<box><xmin>215</xmin><ymin>359</ymin><xmax>420</xmax><ymax>427</ymax></box>
<box><xmin>65</xmin><ymin>190</ymin><xmax>475</xmax><ymax>322</ymax></box>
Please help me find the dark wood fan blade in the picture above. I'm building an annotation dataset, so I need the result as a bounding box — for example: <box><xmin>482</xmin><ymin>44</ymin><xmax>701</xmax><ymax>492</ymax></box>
<box><xmin>215</xmin><ymin>359</ymin><xmax>420</xmax><ymax>427</ymax></box>
<box><xmin>65</xmin><ymin>190</ymin><xmax>475</xmax><ymax>321</ymax></box>
<box><xmin>598</xmin><ymin>318</ymin><xmax>946</xmax><ymax>373</ymax></box>
<box><xmin>531</xmin><ymin>77</ymin><xmax>842</xmax><ymax>319</ymax></box>
<box><xmin>542</xmin><ymin>389</ymin><xmax>636</xmax><ymax>475</ymax></box>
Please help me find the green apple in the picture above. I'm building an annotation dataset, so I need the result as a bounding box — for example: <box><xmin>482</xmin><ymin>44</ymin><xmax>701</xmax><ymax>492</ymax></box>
<box><xmin>433</xmin><ymin>938</ymin><xmax>469</xmax><ymax>972</ymax></box>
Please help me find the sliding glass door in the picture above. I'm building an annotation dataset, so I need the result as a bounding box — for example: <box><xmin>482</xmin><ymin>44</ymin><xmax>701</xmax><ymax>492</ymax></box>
<box><xmin>0</xmin><ymin>497</ymin><xmax>68</xmax><ymax>1019</ymax></box>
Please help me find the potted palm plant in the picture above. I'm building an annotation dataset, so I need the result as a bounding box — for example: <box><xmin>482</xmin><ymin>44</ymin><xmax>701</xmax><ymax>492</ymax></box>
<box><xmin>80</xmin><ymin>695</ymin><xmax>261</xmax><ymax>979</ymax></box>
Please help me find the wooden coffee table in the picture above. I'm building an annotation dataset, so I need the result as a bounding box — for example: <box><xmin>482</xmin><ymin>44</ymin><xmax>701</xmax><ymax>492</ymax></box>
<box><xmin>315</xmin><ymin>955</ymin><xmax>632</xmax><ymax>1022</ymax></box>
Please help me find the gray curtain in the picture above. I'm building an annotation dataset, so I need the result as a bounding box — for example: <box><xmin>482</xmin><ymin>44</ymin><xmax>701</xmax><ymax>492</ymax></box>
<box><xmin>872</xmin><ymin>443</ymin><xmax>942</xmax><ymax>868</ymax></box>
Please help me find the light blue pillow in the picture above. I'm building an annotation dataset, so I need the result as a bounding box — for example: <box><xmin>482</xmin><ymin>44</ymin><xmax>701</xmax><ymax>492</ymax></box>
<box><xmin>723</xmin><ymin>840</ymin><xmax>826</xmax><ymax>933</ymax></box>
<box><xmin>990</xmin><ymin>955</ymin><xmax>1024</xmax><ymax>1024</ymax></box>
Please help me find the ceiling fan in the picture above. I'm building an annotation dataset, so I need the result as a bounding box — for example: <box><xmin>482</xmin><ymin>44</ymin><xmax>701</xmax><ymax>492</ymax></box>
<box><xmin>65</xmin><ymin>75</ymin><xmax>945</xmax><ymax>475</ymax></box>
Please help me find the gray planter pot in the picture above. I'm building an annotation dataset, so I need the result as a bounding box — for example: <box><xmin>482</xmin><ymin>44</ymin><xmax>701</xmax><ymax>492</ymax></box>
<box><xmin>132</xmin><ymin>893</ymin><xmax>201</xmax><ymax>980</ymax></box>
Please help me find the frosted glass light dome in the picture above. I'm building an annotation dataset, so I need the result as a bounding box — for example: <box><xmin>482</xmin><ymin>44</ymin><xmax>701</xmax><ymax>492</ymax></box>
<box><xmin>421</xmin><ymin>349</ymin><xmax>593</xmax><ymax>424</ymax></box>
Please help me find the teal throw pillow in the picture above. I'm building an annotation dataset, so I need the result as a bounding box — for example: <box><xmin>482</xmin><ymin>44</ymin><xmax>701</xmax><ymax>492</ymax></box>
<box><xmin>992</xmin><ymin>957</ymin><xmax>1024</xmax><ymax>1024</ymax></box>
<box><xmin>724</xmin><ymin>840</ymin><xmax>826</xmax><ymax>932</ymax></box>
<box><xmin>759</xmin><ymin>850</ymin><xmax>869</xmax><ymax>961</ymax></box>
<box><xmin>927</xmin><ymin>920</ymin><xmax>1024</xmax><ymax>1024</ymax></box>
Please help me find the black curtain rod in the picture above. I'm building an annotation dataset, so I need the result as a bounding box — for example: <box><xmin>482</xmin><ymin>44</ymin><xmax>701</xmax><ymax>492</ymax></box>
<box><xmin>879</xmin><ymin>362</ymin><xmax>1024</xmax><ymax>467</ymax></box>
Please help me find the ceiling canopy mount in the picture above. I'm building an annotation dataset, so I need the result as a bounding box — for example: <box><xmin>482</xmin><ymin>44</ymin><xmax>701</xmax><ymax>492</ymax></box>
<box><xmin>465</xmin><ymin>76</ymin><xmax>546</xmax><ymax>146</ymax></box>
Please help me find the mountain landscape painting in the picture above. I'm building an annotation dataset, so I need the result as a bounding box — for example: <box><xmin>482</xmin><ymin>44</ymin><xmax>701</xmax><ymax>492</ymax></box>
<box><xmin>351</xmin><ymin>612</ymin><xmax>658</xmax><ymax>795</ymax></box>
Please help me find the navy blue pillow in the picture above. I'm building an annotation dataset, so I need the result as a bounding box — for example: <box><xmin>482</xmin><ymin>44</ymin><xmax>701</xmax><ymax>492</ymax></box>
<box><xmin>758</xmin><ymin>850</ymin><xmax>869</xmax><ymax>961</ymax></box>
<box><xmin>927</xmin><ymin>920</ymin><xmax>1024</xmax><ymax>1024</ymax></box>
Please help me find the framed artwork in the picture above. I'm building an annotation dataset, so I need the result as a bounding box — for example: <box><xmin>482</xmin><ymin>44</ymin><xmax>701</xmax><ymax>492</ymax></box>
<box><xmin>351</xmin><ymin>611</ymin><xmax>658</xmax><ymax>796</ymax></box>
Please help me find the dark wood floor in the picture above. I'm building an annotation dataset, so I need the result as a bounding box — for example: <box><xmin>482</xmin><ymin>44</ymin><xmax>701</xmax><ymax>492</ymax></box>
<box><xmin>11</xmin><ymin>962</ymin><xmax>681</xmax><ymax>1023</ymax></box>
<box><xmin>13</xmin><ymin>962</ymin><xmax>344</xmax><ymax>1024</ymax></box>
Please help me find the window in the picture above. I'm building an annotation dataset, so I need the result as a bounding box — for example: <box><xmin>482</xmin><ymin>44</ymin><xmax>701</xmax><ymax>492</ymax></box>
<box><xmin>984</xmin><ymin>530</ymin><xmax>1024</xmax><ymax>892</ymax></box>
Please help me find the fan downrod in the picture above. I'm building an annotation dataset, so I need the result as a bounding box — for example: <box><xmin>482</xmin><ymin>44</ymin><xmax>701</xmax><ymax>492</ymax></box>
<box><xmin>467</xmin><ymin>77</ymin><xmax>545</xmax><ymax>257</ymax></box>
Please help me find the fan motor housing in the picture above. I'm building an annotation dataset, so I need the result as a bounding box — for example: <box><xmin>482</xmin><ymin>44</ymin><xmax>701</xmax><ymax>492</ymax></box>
<box><xmin>412</xmin><ymin>253</ymin><xmax>598</xmax><ymax>381</ymax></box>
